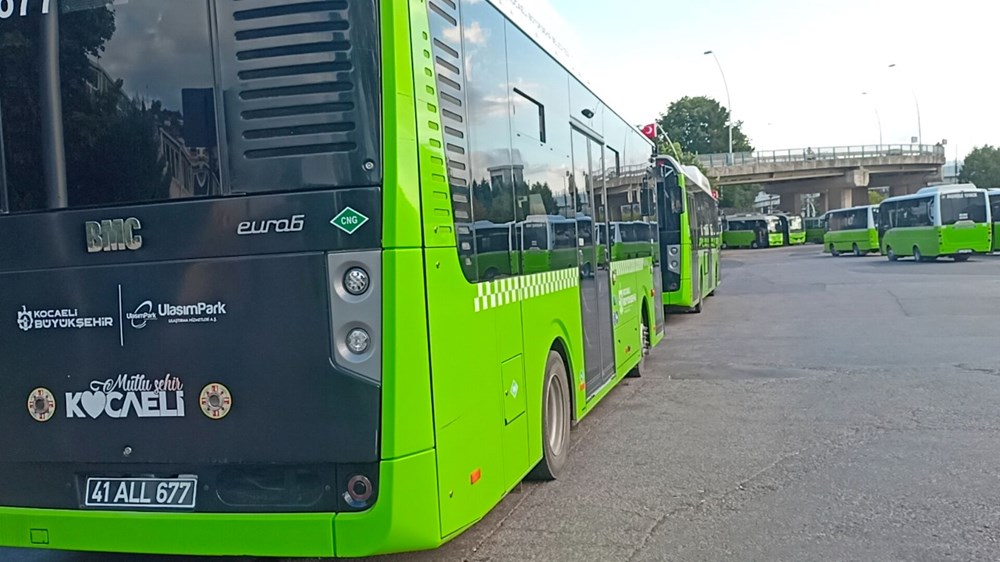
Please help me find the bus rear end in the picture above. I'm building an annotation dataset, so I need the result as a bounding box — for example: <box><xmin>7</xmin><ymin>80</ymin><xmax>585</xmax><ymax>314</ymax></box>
<box><xmin>938</xmin><ymin>189</ymin><xmax>992</xmax><ymax>256</ymax></box>
<box><xmin>0</xmin><ymin>1</ymin><xmax>394</xmax><ymax>556</ymax></box>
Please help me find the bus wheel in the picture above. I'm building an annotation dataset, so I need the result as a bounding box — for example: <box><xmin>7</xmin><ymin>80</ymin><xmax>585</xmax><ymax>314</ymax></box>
<box><xmin>529</xmin><ymin>350</ymin><xmax>571</xmax><ymax>481</ymax></box>
<box><xmin>830</xmin><ymin>244</ymin><xmax>840</xmax><ymax>257</ymax></box>
<box><xmin>722</xmin><ymin>242</ymin><xmax>728</xmax><ymax>249</ymax></box>
<box><xmin>852</xmin><ymin>243</ymin><xmax>862</xmax><ymax>257</ymax></box>
<box><xmin>913</xmin><ymin>246</ymin><xmax>923</xmax><ymax>262</ymax></box>
<box><xmin>887</xmin><ymin>246</ymin><xmax>898</xmax><ymax>261</ymax></box>
<box><xmin>750</xmin><ymin>241</ymin><xmax>760</xmax><ymax>249</ymax></box>
<box><xmin>954</xmin><ymin>255</ymin><xmax>971</xmax><ymax>262</ymax></box>
<box><xmin>629</xmin><ymin>309</ymin><xmax>651</xmax><ymax>379</ymax></box>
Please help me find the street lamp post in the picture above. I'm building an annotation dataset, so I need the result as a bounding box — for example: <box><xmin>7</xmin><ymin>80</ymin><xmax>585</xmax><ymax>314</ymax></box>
<box><xmin>704</xmin><ymin>50</ymin><xmax>733</xmax><ymax>165</ymax></box>
<box><xmin>888</xmin><ymin>63</ymin><xmax>922</xmax><ymax>146</ymax></box>
<box><xmin>861</xmin><ymin>92</ymin><xmax>883</xmax><ymax>150</ymax></box>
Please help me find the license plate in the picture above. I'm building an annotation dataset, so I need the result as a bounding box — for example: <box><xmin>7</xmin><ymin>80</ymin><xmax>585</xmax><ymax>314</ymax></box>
<box><xmin>958</xmin><ymin>249</ymin><xmax>973</xmax><ymax>254</ymax></box>
<box><xmin>85</xmin><ymin>477</ymin><xmax>197</xmax><ymax>509</ymax></box>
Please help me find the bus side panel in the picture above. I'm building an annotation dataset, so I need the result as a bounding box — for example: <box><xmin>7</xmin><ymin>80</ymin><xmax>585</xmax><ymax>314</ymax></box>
<box><xmin>424</xmin><ymin>248</ymin><xmax>507</xmax><ymax>538</ymax></box>
<box><xmin>993</xmin><ymin>223</ymin><xmax>1000</xmax><ymax>252</ymax></box>
<box><xmin>381</xmin><ymin>249</ymin><xmax>435</xmax><ymax>459</ymax></box>
<box><xmin>381</xmin><ymin>0</ymin><xmax>423</xmax><ymax>249</ymax></box>
<box><xmin>882</xmin><ymin>227</ymin><xmax>939</xmax><ymax>257</ymax></box>
<box><xmin>724</xmin><ymin>231</ymin><xmax>755</xmax><ymax>248</ymax></box>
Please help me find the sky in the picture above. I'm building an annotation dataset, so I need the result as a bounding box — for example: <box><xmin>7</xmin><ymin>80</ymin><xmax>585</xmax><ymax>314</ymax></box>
<box><xmin>529</xmin><ymin>0</ymin><xmax>1000</xmax><ymax>160</ymax></box>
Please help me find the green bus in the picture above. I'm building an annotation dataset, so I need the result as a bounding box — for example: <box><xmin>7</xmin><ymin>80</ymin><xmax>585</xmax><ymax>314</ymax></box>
<box><xmin>655</xmin><ymin>156</ymin><xmax>722</xmax><ymax>312</ymax></box>
<box><xmin>0</xmin><ymin>0</ymin><xmax>666</xmax><ymax>557</ymax></box>
<box><xmin>990</xmin><ymin>189</ymin><xmax>1000</xmax><ymax>252</ymax></box>
<box><xmin>804</xmin><ymin>216</ymin><xmax>826</xmax><ymax>244</ymax></box>
<box><xmin>879</xmin><ymin>184</ymin><xmax>993</xmax><ymax>262</ymax></box>
<box><xmin>469</xmin><ymin>221</ymin><xmax>516</xmax><ymax>280</ymax></box>
<box><xmin>520</xmin><ymin>215</ymin><xmax>580</xmax><ymax>274</ymax></box>
<box><xmin>824</xmin><ymin>205</ymin><xmax>879</xmax><ymax>256</ymax></box>
<box><xmin>722</xmin><ymin>214</ymin><xmax>783</xmax><ymax>249</ymax></box>
<box><xmin>774</xmin><ymin>213</ymin><xmax>807</xmax><ymax>245</ymax></box>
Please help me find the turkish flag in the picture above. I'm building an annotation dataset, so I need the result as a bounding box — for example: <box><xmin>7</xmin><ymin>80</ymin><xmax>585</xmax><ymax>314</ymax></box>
<box><xmin>640</xmin><ymin>123</ymin><xmax>657</xmax><ymax>140</ymax></box>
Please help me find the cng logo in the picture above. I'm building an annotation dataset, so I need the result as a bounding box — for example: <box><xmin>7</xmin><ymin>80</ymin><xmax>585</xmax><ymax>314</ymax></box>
<box><xmin>86</xmin><ymin>218</ymin><xmax>142</xmax><ymax>253</ymax></box>
<box><xmin>330</xmin><ymin>207</ymin><xmax>369</xmax><ymax>235</ymax></box>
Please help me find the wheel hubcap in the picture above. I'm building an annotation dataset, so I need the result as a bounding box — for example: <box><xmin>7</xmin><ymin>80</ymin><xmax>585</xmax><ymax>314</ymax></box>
<box><xmin>545</xmin><ymin>371</ymin><xmax>567</xmax><ymax>454</ymax></box>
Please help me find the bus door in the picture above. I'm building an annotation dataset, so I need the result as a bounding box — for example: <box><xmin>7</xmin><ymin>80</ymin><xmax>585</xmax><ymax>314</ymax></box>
<box><xmin>754</xmin><ymin>220</ymin><xmax>768</xmax><ymax>248</ymax></box>
<box><xmin>572</xmin><ymin>128</ymin><xmax>614</xmax><ymax>394</ymax></box>
<box><xmin>687</xmin><ymin>190</ymin><xmax>702</xmax><ymax>304</ymax></box>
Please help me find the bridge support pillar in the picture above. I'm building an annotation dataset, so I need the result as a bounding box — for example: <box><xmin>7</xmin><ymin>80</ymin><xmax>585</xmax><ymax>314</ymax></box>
<box><xmin>852</xmin><ymin>187</ymin><xmax>870</xmax><ymax>206</ymax></box>
<box><xmin>826</xmin><ymin>187</ymin><xmax>853</xmax><ymax>210</ymax></box>
<box><xmin>778</xmin><ymin>193</ymin><xmax>803</xmax><ymax>215</ymax></box>
<box><xmin>889</xmin><ymin>184</ymin><xmax>922</xmax><ymax>197</ymax></box>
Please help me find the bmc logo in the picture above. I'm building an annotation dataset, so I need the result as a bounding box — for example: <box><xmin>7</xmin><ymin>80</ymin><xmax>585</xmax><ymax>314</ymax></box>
<box><xmin>86</xmin><ymin>218</ymin><xmax>143</xmax><ymax>253</ymax></box>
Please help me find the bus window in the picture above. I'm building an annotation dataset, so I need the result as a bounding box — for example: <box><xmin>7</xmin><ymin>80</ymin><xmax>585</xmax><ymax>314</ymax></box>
<box><xmin>940</xmin><ymin>192</ymin><xmax>988</xmax><ymax>224</ymax></box>
<box><xmin>522</xmin><ymin>223</ymin><xmax>548</xmax><ymax>249</ymax></box>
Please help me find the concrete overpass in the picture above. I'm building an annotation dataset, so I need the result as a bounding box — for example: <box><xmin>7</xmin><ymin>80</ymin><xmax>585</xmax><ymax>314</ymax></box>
<box><xmin>698</xmin><ymin>144</ymin><xmax>946</xmax><ymax>214</ymax></box>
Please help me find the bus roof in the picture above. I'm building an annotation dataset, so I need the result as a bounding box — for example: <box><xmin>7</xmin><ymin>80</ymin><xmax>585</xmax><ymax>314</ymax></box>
<box><xmin>826</xmin><ymin>205</ymin><xmax>875</xmax><ymax>215</ymax></box>
<box><xmin>916</xmin><ymin>183</ymin><xmax>978</xmax><ymax>195</ymax></box>
<box><xmin>656</xmin><ymin>155</ymin><xmax>713</xmax><ymax>197</ymax></box>
<box><xmin>725</xmin><ymin>213</ymin><xmax>770</xmax><ymax>221</ymax></box>
<box><xmin>883</xmin><ymin>184</ymin><xmax>986</xmax><ymax>205</ymax></box>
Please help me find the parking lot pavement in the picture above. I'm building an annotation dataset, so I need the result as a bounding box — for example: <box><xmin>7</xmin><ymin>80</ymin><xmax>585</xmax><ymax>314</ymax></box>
<box><xmin>6</xmin><ymin>247</ymin><xmax>1000</xmax><ymax>561</ymax></box>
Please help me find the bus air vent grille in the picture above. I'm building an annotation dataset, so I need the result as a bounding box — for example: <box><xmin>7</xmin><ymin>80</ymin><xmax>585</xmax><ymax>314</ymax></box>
<box><xmin>226</xmin><ymin>0</ymin><xmax>359</xmax><ymax>160</ymax></box>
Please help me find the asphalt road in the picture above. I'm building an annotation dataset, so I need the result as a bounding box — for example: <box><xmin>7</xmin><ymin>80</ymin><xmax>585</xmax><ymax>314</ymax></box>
<box><xmin>5</xmin><ymin>245</ymin><xmax>1000</xmax><ymax>561</ymax></box>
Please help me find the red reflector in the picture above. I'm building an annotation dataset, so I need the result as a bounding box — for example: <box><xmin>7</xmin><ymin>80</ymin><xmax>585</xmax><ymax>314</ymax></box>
<box><xmin>470</xmin><ymin>469</ymin><xmax>481</xmax><ymax>485</ymax></box>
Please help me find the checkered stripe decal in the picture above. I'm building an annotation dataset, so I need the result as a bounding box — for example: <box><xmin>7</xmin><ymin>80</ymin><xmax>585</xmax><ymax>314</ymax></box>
<box><xmin>610</xmin><ymin>258</ymin><xmax>648</xmax><ymax>276</ymax></box>
<box><xmin>474</xmin><ymin>268</ymin><xmax>578</xmax><ymax>312</ymax></box>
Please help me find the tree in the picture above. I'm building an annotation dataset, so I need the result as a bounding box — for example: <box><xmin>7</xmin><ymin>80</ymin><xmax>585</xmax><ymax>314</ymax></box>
<box><xmin>959</xmin><ymin>145</ymin><xmax>1000</xmax><ymax>188</ymax></box>
<box><xmin>656</xmin><ymin>96</ymin><xmax>753</xmax><ymax>155</ymax></box>
<box><xmin>719</xmin><ymin>185</ymin><xmax>758</xmax><ymax>211</ymax></box>
<box><xmin>868</xmin><ymin>190</ymin><xmax>886</xmax><ymax>205</ymax></box>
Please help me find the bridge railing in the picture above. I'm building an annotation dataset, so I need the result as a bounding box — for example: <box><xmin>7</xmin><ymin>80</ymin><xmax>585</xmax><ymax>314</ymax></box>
<box><xmin>697</xmin><ymin>144</ymin><xmax>946</xmax><ymax>168</ymax></box>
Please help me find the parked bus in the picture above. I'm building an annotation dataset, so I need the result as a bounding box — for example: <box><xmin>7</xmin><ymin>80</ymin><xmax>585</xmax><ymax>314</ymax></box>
<box><xmin>878</xmin><ymin>184</ymin><xmax>993</xmax><ymax>262</ymax></box>
<box><xmin>804</xmin><ymin>215</ymin><xmax>827</xmax><ymax>244</ymax></box>
<box><xmin>990</xmin><ymin>189</ymin><xmax>1000</xmax><ymax>252</ymax></box>
<box><xmin>520</xmin><ymin>215</ymin><xmax>580</xmax><ymax>274</ymax></box>
<box><xmin>774</xmin><ymin>213</ymin><xmax>807</xmax><ymax>246</ymax></box>
<box><xmin>0</xmin><ymin>0</ymin><xmax>665</xmax><ymax>557</ymax></box>
<box><xmin>655</xmin><ymin>156</ymin><xmax>722</xmax><ymax>312</ymax></box>
<box><xmin>824</xmin><ymin>205</ymin><xmax>880</xmax><ymax>256</ymax></box>
<box><xmin>722</xmin><ymin>214</ymin><xmax>783</xmax><ymax>249</ymax></box>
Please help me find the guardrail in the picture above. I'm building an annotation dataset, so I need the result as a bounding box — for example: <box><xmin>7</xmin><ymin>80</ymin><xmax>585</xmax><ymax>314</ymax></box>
<box><xmin>697</xmin><ymin>144</ymin><xmax>946</xmax><ymax>168</ymax></box>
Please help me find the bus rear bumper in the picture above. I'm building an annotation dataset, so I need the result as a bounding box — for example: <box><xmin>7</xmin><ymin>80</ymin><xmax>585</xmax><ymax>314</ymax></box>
<box><xmin>0</xmin><ymin>449</ymin><xmax>442</xmax><ymax>558</ymax></box>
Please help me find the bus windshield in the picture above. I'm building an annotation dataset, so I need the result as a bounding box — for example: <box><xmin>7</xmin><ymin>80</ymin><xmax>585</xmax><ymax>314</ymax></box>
<box><xmin>0</xmin><ymin>1</ymin><xmax>380</xmax><ymax>214</ymax></box>
<box><xmin>940</xmin><ymin>192</ymin><xmax>988</xmax><ymax>224</ymax></box>
<box><xmin>787</xmin><ymin>216</ymin><xmax>804</xmax><ymax>231</ymax></box>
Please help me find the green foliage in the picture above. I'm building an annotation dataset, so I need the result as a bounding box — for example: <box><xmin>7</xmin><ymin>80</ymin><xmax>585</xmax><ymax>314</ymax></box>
<box><xmin>718</xmin><ymin>185</ymin><xmax>758</xmax><ymax>211</ymax></box>
<box><xmin>958</xmin><ymin>145</ymin><xmax>1000</xmax><ymax>188</ymax></box>
<box><xmin>656</xmin><ymin>96</ymin><xmax>753</xmax><ymax>155</ymax></box>
<box><xmin>868</xmin><ymin>190</ymin><xmax>886</xmax><ymax>205</ymax></box>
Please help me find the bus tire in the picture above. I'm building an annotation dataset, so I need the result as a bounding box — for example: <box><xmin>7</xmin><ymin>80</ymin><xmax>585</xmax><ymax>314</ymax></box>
<box><xmin>628</xmin><ymin>308</ymin><xmax>651</xmax><ymax>379</ymax></box>
<box><xmin>528</xmin><ymin>350</ymin><xmax>572</xmax><ymax>481</ymax></box>
<box><xmin>750</xmin><ymin>241</ymin><xmax>760</xmax><ymax>249</ymax></box>
<box><xmin>887</xmin><ymin>246</ymin><xmax>898</xmax><ymax>261</ymax></box>
<box><xmin>830</xmin><ymin>244</ymin><xmax>840</xmax><ymax>257</ymax></box>
<box><xmin>913</xmin><ymin>246</ymin><xmax>923</xmax><ymax>262</ymax></box>
<box><xmin>954</xmin><ymin>255</ymin><xmax>971</xmax><ymax>262</ymax></box>
<box><xmin>722</xmin><ymin>242</ymin><xmax>729</xmax><ymax>249</ymax></box>
<box><xmin>691</xmin><ymin>300</ymin><xmax>703</xmax><ymax>314</ymax></box>
<box><xmin>852</xmin><ymin>243</ymin><xmax>862</xmax><ymax>257</ymax></box>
